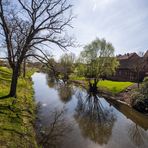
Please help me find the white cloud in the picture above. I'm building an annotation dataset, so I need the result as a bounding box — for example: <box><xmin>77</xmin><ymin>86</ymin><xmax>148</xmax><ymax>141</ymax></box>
<box><xmin>69</xmin><ymin>0</ymin><xmax>148</xmax><ymax>56</ymax></box>
<box><xmin>92</xmin><ymin>0</ymin><xmax>116</xmax><ymax>11</ymax></box>
<box><xmin>52</xmin><ymin>0</ymin><xmax>148</xmax><ymax>59</ymax></box>
<box><xmin>92</xmin><ymin>3</ymin><xmax>97</xmax><ymax>12</ymax></box>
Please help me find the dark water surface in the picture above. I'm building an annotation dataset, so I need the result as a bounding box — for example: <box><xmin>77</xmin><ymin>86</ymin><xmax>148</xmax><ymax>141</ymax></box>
<box><xmin>32</xmin><ymin>73</ymin><xmax>148</xmax><ymax>148</ymax></box>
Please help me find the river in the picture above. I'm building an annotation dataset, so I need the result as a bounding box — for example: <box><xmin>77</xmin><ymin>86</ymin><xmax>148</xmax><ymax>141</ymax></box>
<box><xmin>32</xmin><ymin>72</ymin><xmax>148</xmax><ymax>148</ymax></box>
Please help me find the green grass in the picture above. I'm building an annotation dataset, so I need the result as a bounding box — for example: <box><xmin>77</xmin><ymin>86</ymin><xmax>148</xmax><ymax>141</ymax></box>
<box><xmin>0</xmin><ymin>66</ymin><xmax>12</xmax><ymax>74</ymax></box>
<box><xmin>70</xmin><ymin>75</ymin><xmax>134</xmax><ymax>94</ymax></box>
<box><xmin>0</xmin><ymin>66</ymin><xmax>38</xmax><ymax>148</ymax></box>
<box><xmin>70</xmin><ymin>75</ymin><xmax>86</xmax><ymax>81</ymax></box>
<box><xmin>0</xmin><ymin>66</ymin><xmax>12</xmax><ymax>82</ymax></box>
<box><xmin>97</xmin><ymin>80</ymin><xmax>134</xmax><ymax>94</ymax></box>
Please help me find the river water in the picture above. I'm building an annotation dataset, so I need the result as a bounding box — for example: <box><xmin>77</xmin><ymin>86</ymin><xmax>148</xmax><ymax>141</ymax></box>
<box><xmin>32</xmin><ymin>72</ymin><xmax>148</xmax><ymax>148</ymax></box>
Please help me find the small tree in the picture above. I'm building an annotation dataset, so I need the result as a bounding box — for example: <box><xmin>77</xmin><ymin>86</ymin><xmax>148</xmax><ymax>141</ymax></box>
<box><xmin>58</xmin><ymin>53</ymin><xmax>75</xmax><ymax>82</ymax></box>
<box><xmin>78</xmin><ymin>38</ymin><xmax>119</xmax><ymax>92</ymax></box>
<box><xmin>0</xmin><ymin>0</ymin><xmax>74</xmax><ymax>97</ymax></box>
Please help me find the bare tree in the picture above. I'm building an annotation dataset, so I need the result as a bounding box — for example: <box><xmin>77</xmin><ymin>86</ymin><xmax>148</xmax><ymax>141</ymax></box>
<box><xmin>0</xmin><ymin>0</ymin><xmax>74</xmax><ymax>97</ymax></box>
<box><xmin>132</xmin><ymin>52</ymin><xmax>145</xmax><ymax>88</ymax></box>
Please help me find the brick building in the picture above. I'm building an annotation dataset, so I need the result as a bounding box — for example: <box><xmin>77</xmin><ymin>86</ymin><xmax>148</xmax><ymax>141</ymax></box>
<box><xmin>110</xmin><ymin>51</ymin><xmax>148</xmax><ymax>82</ymax></box>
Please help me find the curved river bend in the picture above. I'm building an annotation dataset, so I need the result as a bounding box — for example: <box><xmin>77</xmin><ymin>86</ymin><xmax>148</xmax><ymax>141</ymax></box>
<box><xmin>32</xmin><ymin>72</ymin><xmax>148</xmax><ymax>148</ymax></box>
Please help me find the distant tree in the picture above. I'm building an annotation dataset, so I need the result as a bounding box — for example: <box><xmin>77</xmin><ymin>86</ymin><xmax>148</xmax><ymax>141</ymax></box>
<box><xmin>58</xmin><ymin>53</ymin><xmax>75</xmax><ymax>82</ymax></box>
<box><xmin>75</xmin><ymin>62</ymin><xmax>87</xmax><ymax>78</ymax></box>
<box><xmin>0</xmin><ymin>0</ymin><xmax>74</xmax><ymax>97</ymax></box>
<box><xmin>78</xmin><ymin>38</ymin><xmax>119</xmax><ymax>92</ymax></box>
<box><xmin>47</xmin><ymin>58</ymin><xmax>59</xmax><ymax>79</ymax></box>
<box><xmin>132</xmin><ymin>52</ymin><xmax>146</xmax><ymax>88</ymax></box>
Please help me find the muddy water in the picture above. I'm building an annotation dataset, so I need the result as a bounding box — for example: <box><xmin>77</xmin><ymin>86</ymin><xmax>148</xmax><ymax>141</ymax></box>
<box><xmin>32</xmin><ymin>73</ymin><xmax>148</xmax><ymax>148</ymax></box>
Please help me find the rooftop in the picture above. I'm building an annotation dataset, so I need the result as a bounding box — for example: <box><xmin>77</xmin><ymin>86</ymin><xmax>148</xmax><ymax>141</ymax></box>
<box><xmin>144</xmin><ymin>50</ymin><xmax>148</xmax><ymax>57</ymax></box>
<box><xmin>117</xmin><ymin>53</ymin><xmax>138</xmax><ymax>60</ymax></box>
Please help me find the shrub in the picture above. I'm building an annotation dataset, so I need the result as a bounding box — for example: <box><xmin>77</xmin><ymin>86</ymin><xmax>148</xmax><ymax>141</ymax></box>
<box><xmin>131</xmin><ymin>77</ymin><xmax>148</xmax><ymax>113</ymax></box>
<box><xmin>140</xmin><ymin>77</ymin><xmax>148</xmax><ymax>98</ymax></box>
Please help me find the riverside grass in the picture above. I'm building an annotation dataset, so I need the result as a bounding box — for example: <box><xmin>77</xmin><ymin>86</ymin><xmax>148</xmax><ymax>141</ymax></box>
<box><xmin>97</xmin><ymin>80</ymin><xmax>133</xmax><ymax>94</ymax></box>
<box><xmin>0</xmin><ymin>67</ymin><xmax>38</xmax><ymax>148</ymax></box>
<box><xmin>71</xmin><ymin>76</ymin><xmax>134</xmax><ymax>94</ymax></box>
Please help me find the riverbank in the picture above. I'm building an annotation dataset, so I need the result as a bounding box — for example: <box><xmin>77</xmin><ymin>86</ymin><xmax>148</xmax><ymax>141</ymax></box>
<box><xmin>70</xmin><ymin>79</ymin><xmax>136</xmax><ymax>106</ymax></box>
<box><xmin>0</xmin><ymin>67</ymin><xmax>38</xmax><ymax>148</ymax></box>
<box><xmin>70</xmin><ymin>76</ymin><xmax>134</xmax><ymax>93</ymax></box>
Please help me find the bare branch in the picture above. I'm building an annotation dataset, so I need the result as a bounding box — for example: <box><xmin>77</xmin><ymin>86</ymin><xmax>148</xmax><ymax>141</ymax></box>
<box><xmin>0</xmin><ymin>0</ymin><xmax>74</xmax><ymax>96</ymax></box>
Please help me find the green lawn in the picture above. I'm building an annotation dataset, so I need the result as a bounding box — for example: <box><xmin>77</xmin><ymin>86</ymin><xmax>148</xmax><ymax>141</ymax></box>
<box><xmin>70</xmin><ymin>75</ymin><xmax>86</xmax><ymax>81</ymax></box>
<box><xmin>97</xmin><ymin>80</ymin><xmax>134</xmax><ymax>94</ymax></box>
<box><xmin>0</xmin><ymin>66</ymin><xmax>38</xmax><ymax>148</ymax></box>
<box><xmin>70</xmin><ymin>75</ymin><xmax>134</xmax><ymax>94</ymax></box>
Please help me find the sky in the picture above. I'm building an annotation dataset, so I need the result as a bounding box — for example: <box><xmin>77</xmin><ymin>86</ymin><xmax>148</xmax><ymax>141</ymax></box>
<box><xmin>0</xmin><ymin>0</ymin><xmax>148</xmax><ymax>60</ymax></box>
<box><xmin>53</xmin><ymin>0</ymin><xmax>148</xmax><ymax>59</ymax></box>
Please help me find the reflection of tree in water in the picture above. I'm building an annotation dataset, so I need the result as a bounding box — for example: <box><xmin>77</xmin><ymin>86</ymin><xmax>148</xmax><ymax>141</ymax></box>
<box><xmin>36</xmin><ymin>105</ymin><xmax>72</xmax><ymax>148</ymax></box>
<box><xmin>128</xmin><ymin>123</ymin><xmax>148</xmax><ymax>147</ymax></box>
<box><xmin>47</xmin><ymin>75</ymin><xmax>58</xmax><ymax>88</ymax></box>
<box><xmin>74</xmin><ymin>92</ymin><xmax>116</xmax><ymax>145</ymax></box>
<box><xmin>57</xmin><ymin>84</ymin><xmax>74</xmax><ymax>103</ymax></box>
<box><xmin>47</xmin><ymin>74</ymin><xmax>74</xmax><ymax>104</ymax></box>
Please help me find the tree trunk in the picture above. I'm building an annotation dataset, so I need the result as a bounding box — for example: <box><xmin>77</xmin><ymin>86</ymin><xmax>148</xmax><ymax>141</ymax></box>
<box><xmin>23</xmin><ymin>59</ymin><xmax>26</xmax><ymax>78</ymax></box>
<box><xmin>9</xmin><ymin>65</ymin><xmax>20</xmax><ymax>97</ymax></box>
<box><xmin>137</xmin><ymin>71</ymin><xmax>140</xmax><ymax>88</ymax></box>
<box><xmin>89</xmin><ymin>79</ymin><xmax>98</xmax><ymax>93</ymax></box>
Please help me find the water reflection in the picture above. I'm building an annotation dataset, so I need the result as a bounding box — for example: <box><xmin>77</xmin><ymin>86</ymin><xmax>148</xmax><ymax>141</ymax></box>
<box><xmin>128</xmin><ymin>123</ymin><xmax>148</xmax><ymax>147</ymax></box>
<box><xmin>106</xmin><ymin>98</ymin><xmax>148</xmax><ymax>130</ymax></box>
<box><xmin>32</xmin><ymin>73</ymin><xmax>148</xmax><ymax>148</ymax></box>
<box><xmin>57</xmin><ymin>84</ymin><xmax>74</xmax><ymax>103</ymax></box>
<box><xmin>47</xmin><ymin>76</ymin><xmax>74</xmax><ymax>104</ymax></box>
<box><xmin>47</xmin><ymin>75</ymin><xmax>58</xmax><ymax>88</ymax></box>
<box><xmin>74</xmin><ymin>92</ymin><xmax>116</xmax><ymax>145</ymax></box>
<box><xmin>36</xmin><ymin>104</ymin><xmax>72</xmax><ymax>148</ymax></box>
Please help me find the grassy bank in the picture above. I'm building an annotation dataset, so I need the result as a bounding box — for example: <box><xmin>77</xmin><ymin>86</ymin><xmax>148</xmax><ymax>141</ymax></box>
<box><xmin>70</xmin><ymin>76</ymin><xmax>134</xmax><ymax>94</ymax></box>
<box><xmin>97</xmin><ymin>80</ymin><xmax>133</xmax><ymax>94</ymax></box>
<box><xmin>0</xmin><ymin>67</ymin><xmax>38</xmax><ymax>148</ymax></box>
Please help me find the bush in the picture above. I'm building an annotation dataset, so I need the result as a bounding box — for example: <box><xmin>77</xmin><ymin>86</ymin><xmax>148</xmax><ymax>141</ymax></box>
<box><xmin>131</xmin><ymin>77</ymin><xmax>148</xmax><ymax>113</ymax></box>
<box><xmin>140</xmin><ymin>77</ymin><xmax>148</xmax><ymax>98</ymax></box>
<box><xmin>131</xmin><ymin>91</ymin><xmax>144</xmax><ymax>106</ymax></box>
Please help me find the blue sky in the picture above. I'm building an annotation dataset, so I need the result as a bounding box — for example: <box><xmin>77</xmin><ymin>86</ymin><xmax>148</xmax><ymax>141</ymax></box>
<box><xmin>0</xmin><ymin>0</ymin><xmax>148</xmax><ymax>59</ymax></box>
<box><xmin>53</xmin><ymin>0</ymin><xmax>148</xmax><ymax>59</ymax></box>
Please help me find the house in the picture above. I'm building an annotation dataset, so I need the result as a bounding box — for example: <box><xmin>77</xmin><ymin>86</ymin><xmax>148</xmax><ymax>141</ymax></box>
<box><xmin>110</xmin><ymin>51</ymin><xmax>148</xmax><ymax>82</ymax></box>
